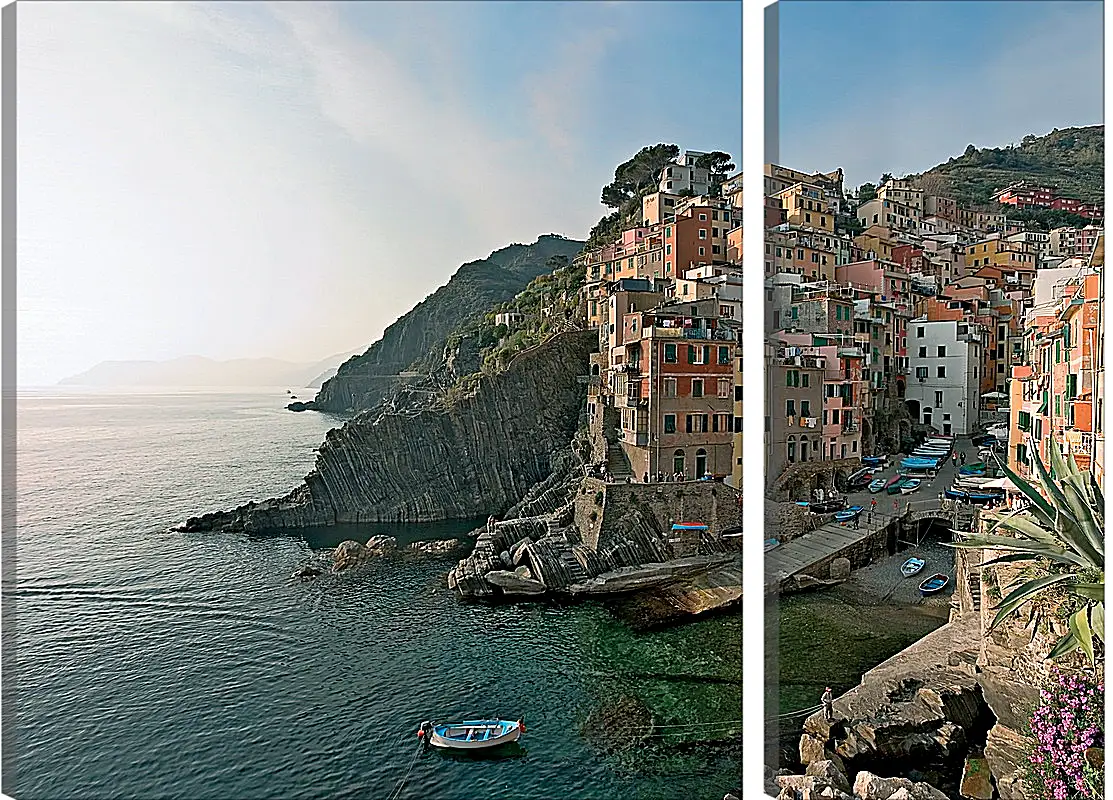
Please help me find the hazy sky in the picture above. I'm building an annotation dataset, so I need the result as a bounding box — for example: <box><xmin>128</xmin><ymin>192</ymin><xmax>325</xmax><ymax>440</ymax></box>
<box><xmin>777</xmin><ymin>0</ymin><xmax>1103</xmax><ymax>188</ymax></box>
<box><xmin>17</xmin><ymin>1</ymin><xmax>742</xmax><ymax>386</ymax></box>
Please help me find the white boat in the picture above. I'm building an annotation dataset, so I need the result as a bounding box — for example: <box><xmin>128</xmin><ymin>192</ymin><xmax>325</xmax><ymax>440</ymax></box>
<box><xmin>900</xmin><ymin>478</ymin><xmax>922</xmax><ymax>495</ymax></box>
<box><xmin>901</xmin><ymin>557</ymin><xmax>926</xmax><ymax>577</ymax></box>
<box><xmin>422</xmin><ymin>719</ymin><xmax>523</xmax><ymax>750</ymax></box>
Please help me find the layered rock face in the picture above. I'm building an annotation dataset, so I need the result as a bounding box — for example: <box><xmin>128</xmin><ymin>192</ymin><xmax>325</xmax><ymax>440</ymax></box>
<box><xmin>789</xmin><ymin>615</ymin><xmax>990</xmax><ymax>797</ymax></box>
<box><xmin>310</xmin><ymin>235</ymin><xmax>584</xmax><ymax>414</ymax></box>
<box><xmin>178</xmin><ymin>330</ymin><xmax>597</xmax><ymax>531</ymax></box>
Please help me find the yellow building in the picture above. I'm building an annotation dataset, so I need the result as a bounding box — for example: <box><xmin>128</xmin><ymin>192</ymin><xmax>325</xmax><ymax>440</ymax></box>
<box><xmin>775</xmin><ymin>182</ymin><xmax>835</xmax><ymax>233</ymax></box>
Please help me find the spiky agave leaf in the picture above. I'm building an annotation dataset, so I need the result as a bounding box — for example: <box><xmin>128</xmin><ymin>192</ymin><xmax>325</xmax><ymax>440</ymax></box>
<box><xmin>1047</xmin><ymin>630</ymin><xmax>1082</xmax><ymax>660</ymax></box>
<box><xmin>950</xmin><ymin>533</ymin><xmax>1087</xmax><ymax>569</ymax></box>
<box><xmin>989</xmin><ymin>573</ymin><xmax>1077</xmax><ymax>632</ymax></box>
<box><xmin>1060</xmin><ymin>480</ymin><xmax>1105</xmax><ymax>569</ymax></box>
<box><xmin>1090</xmin><ymin>602</ymin><xmax>1104</xmax><ymax>643</ymax></box>
<box><xmin>1069</xmin><ymin>606</ymin><xmax>1095</xmax><ymax>663</ymax></box>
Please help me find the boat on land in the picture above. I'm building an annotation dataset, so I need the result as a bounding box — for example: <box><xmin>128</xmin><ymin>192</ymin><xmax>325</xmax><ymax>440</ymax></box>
<box><xmin>901</xmin><ymin>457</ymin><xmax>942</xmax><ymax>470</ymax></box>
<box><xmin>900</xmin><ymin>478</ymin><xmax>922</xmax><ymax>495</ymax></box>
<box><xmin>887</xmin><ymin>476</ymin><xmax>912</xmax><ymax>494</ymax></box>
<box><xmin>901</xmin><ymin>557</ymin><xmax>926</xmax><ymax>577</ymax></box>
<box><xmin>764</xmin><ymin>538</ymin><xmax>780</xmax><ymax>551</ymax></box>
<box><xmin>959</xmin><ymin>462</ymin><xmax>987</xmax><ymax>476</ymax></box>
<box><xmin>862</xmin><ymin>455</ymin><xmax>888</xmax><ymax>468</ymax></box>
<box><xmin>919</xmin><ymin>573</ymin><xmax>949</xmax><ymax>596</ymax></box>
<box><xmin>868</xmin><ymin>477</ymin><xmax>888</xmax><ymax>493</ymax></box>
<box><xmin>421</xmin><ymin>719</ymin><xmax>524</xmax><ymax>750</ymax></box>
<box><xmin>834</xmin><ymin>505</ymin><xmax>864</xmax><ymax>522</ymax></box>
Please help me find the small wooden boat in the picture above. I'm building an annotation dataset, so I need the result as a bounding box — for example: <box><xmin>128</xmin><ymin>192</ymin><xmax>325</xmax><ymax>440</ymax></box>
<box><xmin>764</xmin><ymin>538</ymin><xmax>780</xmax><ymax>552</ymax></box>
<box><xmin>834</xmin><ymin>505</ymin><xmax>864</xmax><ymax>522</ymax></box>
<box><xmin>901</xmin><ymin>557</ymin><xmax>926</xmax><ymax>577</ymax></box>
<box><xmin>868</xmin><ymin>477</ymin><xmax>888</xmax><ymax>493</ymax></box>
<box><xmin>900</xmin><ymin>478</ymin><xmax>922</xmax><ymax>495</ymax></box>
<box><xmin>423</xmin><ymin>719</ymin><xmax>523</xmax><ymax>750</ymax></box>
<box><xmin>887</xmin><ymin>477</ymin><xmax>910</xmax><ymax>495</ymax></box>
<box><xmin>919</xmin><ymin>573</ymin><xmax>949</xmax><ymax>595</ymax></box>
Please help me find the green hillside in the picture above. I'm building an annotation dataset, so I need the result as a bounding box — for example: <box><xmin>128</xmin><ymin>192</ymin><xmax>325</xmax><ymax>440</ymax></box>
<box><xmin>914</xmin><ymin>125</ymin><xmax>1104</xmax><ymax>208</ymax></box>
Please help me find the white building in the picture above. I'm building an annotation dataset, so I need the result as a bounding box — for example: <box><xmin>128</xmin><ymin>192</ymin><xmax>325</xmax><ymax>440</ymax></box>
<box><xmin>658</xmin><ymin>150</ymin><xmax>711</xmax><ymax>196</ymax></box>
<box><xmin>906</xmin><ymin>318</ymin><xmax>984</xmax><ymax>435</ymax></box>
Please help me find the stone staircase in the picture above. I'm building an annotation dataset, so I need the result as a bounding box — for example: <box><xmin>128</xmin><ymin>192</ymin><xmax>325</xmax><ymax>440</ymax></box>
<box><xmin>967</xmin><ymin>569</ymin><xmax>982</xmax><ymax>612</ymax></box>
<box><xmin>606</xmin><ymin>440</ymin><xmax>634</xmax><ymax>480</ymax></box>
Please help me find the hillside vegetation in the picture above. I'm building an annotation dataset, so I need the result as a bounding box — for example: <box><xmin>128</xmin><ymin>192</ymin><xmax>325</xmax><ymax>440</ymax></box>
<box><xmin>913</xmin><ymin>125</ymin><xmax>1104</xmax><ymax>207</ymax></box>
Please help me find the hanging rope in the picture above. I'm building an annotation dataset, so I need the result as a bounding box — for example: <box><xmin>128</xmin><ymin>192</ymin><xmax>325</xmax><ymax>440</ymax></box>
<box><xmin>385</xmin><ymin>740</ymin><xmax>425</xmax><ymax>800</ymax></box>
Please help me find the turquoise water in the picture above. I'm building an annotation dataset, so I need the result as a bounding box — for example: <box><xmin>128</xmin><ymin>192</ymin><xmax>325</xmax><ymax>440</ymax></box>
<box><xmin>8</xmin><ymin>389</ymin><xmax>740</xmax><ymax>799</ymax></box>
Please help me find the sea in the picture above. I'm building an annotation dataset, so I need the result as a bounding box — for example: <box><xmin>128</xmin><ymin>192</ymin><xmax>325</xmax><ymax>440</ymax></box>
<box><xmin>6</xmin><ymin>388</ymin><xmax>741</xmax><ymax>800</ymax></box>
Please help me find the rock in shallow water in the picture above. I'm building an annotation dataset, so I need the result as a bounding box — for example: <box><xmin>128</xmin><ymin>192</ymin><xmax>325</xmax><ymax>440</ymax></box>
<box><xmin>483</xmin><ymin>570</ymin><xmax>547</xmax><ymax>595</ymax></box>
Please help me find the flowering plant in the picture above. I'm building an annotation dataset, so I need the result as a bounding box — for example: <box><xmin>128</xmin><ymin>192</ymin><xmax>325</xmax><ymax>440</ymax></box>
<box><xmin>1028</xmin><ymin>667</ymin><xmax>1104</xmax><ymax>799</ymax></box>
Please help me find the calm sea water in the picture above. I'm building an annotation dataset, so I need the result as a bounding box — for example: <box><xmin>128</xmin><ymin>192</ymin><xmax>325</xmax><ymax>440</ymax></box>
<box><xmin>8</xmin><ymin>389</ymin><xmax>740</xmax><ymax>800</ymax></box>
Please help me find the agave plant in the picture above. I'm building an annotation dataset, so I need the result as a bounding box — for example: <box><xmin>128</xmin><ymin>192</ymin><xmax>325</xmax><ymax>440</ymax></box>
<box><xmin>950</xmin><ymin>436</ymin><xmax>1104</xmax><ymax>663</ymax></box>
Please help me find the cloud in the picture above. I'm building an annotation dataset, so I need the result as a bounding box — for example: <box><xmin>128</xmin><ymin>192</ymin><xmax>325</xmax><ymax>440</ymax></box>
<box><xmin>524</xmin><ymin>25</ymin><xmax>622</xmax><ymax>163</ymax></box>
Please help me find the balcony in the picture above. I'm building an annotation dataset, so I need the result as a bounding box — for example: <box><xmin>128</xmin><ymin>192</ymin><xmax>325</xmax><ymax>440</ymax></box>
<box><xmin>843</xmin><ymin>420</ymin><xmax>860</xmax><ymax>433</ymax></box>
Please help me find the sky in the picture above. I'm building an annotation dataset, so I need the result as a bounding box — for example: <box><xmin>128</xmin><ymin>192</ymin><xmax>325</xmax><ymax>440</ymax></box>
<box><xmin>17</xmin><ymin>1</ymin><xmax>742</xmax><ymax>386</ymax></box>
<box><xmin>777</xmin><ymin>0</ymin><xmax>1104</xmax><ymax>188</ymax></box>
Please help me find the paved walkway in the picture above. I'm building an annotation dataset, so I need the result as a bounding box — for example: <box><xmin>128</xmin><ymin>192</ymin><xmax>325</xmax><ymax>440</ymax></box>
<box><xmin>766</xmin><ymin>437</ymin><xmax>987</xmax><ymax>592</ymax></box>
<box><xmin>765</xmin><ymin>512</ymin><xmax>894</xmax><ymax>587</ymax></box>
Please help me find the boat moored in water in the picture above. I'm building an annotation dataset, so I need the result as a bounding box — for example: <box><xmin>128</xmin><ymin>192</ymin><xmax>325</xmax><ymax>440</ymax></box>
<box><xmin>421</xmin><ymin>719</ymin><xmax>524</xmax><ymax>750</ymax></box>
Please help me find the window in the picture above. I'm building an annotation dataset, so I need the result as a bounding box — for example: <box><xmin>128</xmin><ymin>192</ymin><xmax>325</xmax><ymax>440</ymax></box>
<box><xmin>786</xmin><ymin>400</ymin><xmax>796</xmax><ymax>417</ymax></box>
<box><xmin>662</xmin><ymin>343</ymin><xmax>679</xmax><ymax>363</ymax></box>
<box><xmin>937</xmin><ymin>366</ymin><xmax>946</xmax><ymax>378</ymax></box>
<box><xmin>787</xmin><ymin>370</ymin><xmax>799</xmax><ymax>387</ymax></box>
<box><xmin>699</xmin><ymin>229</ymin><xmax>707</xmax><ymax>239</ymax></box>
<box><xmin>918</xmin><ymin>346</ymin><xmax>927</xmax><ymax>358</ymax></box>
<box><xmin>917</xmin><ymin>326</ymin><xmax>925</xmax><ymax>338</ymax></box>
<box><xmin>801</xmin><ymin>400</ymin><xmax>811</xmax><ymax>417</ymax></box>
<box><xmin>689</xmin><ymin>345</ymin><xmax>703</xmax><ymax>365</ymax></box>
<box><xmin>801</xmin><ymin>373</ymin><xmax>809</xmax><ymax>387</ymax></box>
<box><xmin>718</xmin><ymin>346</ymin><xmax>730</xmax><ymax>364</ymax></box>
<box><xmin>717</xmin><ymin>378</ymin><xmax>731</xmax><ymax>398</ymax></box>
<box><xmin>831</xmin><ymin>409</ymin><xmax>839</xmax><ymax>424</ymax></box>
<box><xmin>937</xmin><ymin>346</ymin><xmax>946</xmax><ymax>357</ymax></box>
<box><xmin>699</xmin><ymin>213</ymin><xmax>707</xmax><ymax>221</ymax></box>
<box><xmin>686</xmin><ymin>414</ymin><xmax>709</xmax><ymax>433</ymax></box>
<box><xmin>664</xmin><ymin>414</ymin><xmax>677</xmax><ymax>434</ymax></box>
<box><xmin>698</xmin><ymin>247</ymin><xmax>705</xmax><ymax>256</ymax></box>
<box><xmin>935</xmin><ymin>391</ymin><xmax>943</xmax><ymax>406</ymax></box>
<box><xmin>663</xmin><ymin>377</ymin><xmax>677</xmax><ymax>397</ymax></box>
<box><xmin>916</xmin><ymin>366</ymin><xmax>929</xmax><ymax>379</ymax></box>
<box><xmin>692</xmin><ymin>378</ymin><xmax>704</xmax><ymax>398</ymax></box>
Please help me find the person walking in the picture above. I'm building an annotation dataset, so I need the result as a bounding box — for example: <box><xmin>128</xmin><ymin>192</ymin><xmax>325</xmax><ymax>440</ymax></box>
<box><xmin>821</xmin><ymin>687</ymin><xmax>834</xmax><ymax>722</ymax></box>
<box><xmin>960</xmin><ymin>451</ymin><xmax>967</xmax><ymax>466</ymax></box>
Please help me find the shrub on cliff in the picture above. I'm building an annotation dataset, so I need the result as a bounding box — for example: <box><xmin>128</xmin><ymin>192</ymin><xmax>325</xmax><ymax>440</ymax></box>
<box><xmin>1026</xmin><ymin>667</ymin><xmax>1104</xmax><ymax>799</ymax></box>
<box><xmin>950</xmin><ymin>436</ymin><xmax>1104</xmax><ymax>663</ymax></box>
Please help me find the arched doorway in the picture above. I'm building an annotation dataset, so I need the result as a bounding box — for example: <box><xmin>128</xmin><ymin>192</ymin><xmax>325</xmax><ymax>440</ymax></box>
<box><xmin>906</xmin><ymin>399</ymin><xmax>921</xmax><ymax>419</ymax></box>
<box><xmin>787</xmin><ymin>435</ymin><xmax>797</xmax><ymax>464</ymax></box>
<box><xmin>896</xmin><ymin>379</ymin><xmax>906</xmax><ymax>398</ymax></box>
<box><xmin>800</xmin><ymin>438</ymin><xmax>809</xmax><ymax>462</ymax></box>
<box><xmin>923</xmin><ymin>407</ymin><xmax>933</xmax><ymax>428</ymax></box>
<box><xmin>695</xmin><ymin>448</ymin><xmax>708</xmax><ymax>478</ymax></box>
<box><xmin>673</xmin><ymin>449</ymin><xmax>685</xmax><ymax>477</ymax></box>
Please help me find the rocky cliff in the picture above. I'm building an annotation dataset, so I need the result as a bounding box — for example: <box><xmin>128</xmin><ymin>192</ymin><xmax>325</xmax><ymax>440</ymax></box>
<box><xmin>178</xmin><ymin>330</ymin><xmax>597</xmax><ymax>531</ymax></box>
<box><xmin>309</xmin><ymin>235</ymin><xmax>584</xmax><ymax>413</ymax></box>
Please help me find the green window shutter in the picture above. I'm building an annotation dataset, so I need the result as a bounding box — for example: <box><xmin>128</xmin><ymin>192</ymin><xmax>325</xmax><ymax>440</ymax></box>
<box><xmin>688</xmin><ymin>345</ymin><xmax>696</xmax><ymax>363</ymax></box>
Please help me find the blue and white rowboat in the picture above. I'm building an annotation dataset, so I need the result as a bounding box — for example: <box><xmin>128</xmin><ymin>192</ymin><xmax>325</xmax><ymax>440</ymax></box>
<box><xmin>424</xmin><ymin>719</ymin><xmax>523</xmax><ymax>750</ymax></box>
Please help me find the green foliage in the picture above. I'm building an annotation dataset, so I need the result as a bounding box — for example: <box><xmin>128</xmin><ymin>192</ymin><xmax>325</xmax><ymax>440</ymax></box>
<box><xmin>915</xmin><ymin>125</ymin><xmax>1104</xmax><ymax>208</ymax></box>
<box><xmin>694</xmin><ymin>150</ymin><xmax>736</xmax><ymax>196</ymax></box>
<box><xmin>1001</xmin><ymin>207</ymin><xmax>1091</xmax><ymax>232</ymax></box>
<box><xmin>950</xmin><ymin>438</ymin><xmax>1105</xmax><ymax>663</ymax></box>
<box><xmin>857</xmin><ymin>182</ymin><xmax>877</xmax><ymax>203</ymax></box>
<box><xmin>590</xmin><ymin>143</ymin><xmax>681</xmax><ymax>249</ymax></box>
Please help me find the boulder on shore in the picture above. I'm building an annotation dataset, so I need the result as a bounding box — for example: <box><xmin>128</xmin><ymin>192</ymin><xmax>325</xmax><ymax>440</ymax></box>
<box><xmin>484</xmin><ymin>570</ymin><xmax>547</xmax><ymax>595</ymax></box>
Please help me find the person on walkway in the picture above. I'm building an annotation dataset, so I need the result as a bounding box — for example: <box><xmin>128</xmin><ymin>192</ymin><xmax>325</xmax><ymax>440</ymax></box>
<box><xmin>960</xmin><ymin>451</ymin><xmax>967</xmax><ymax>466</ymax></box>
<box><xmin>870</xmin><ymin>498</ymin><xmax>877</xmax><ymax>515</ymax></box>
<box><xmin>893</xmin><ymin>499</ymin><xmax>899</xmax><ymax>515</ymax></box>
<box><xmin>821</xmin><ymin>687</ymin><xmax>834</xmax><ymax>722</ymax></box>
<box><xmin>951</xmin><ymin>455</ymin><xmax>958</xmax><ymax>468</ymax></box>
<box><xmin>643</xmin><ymin>472</ymin><xmax>649</xmax><ymax>483</ymax></box>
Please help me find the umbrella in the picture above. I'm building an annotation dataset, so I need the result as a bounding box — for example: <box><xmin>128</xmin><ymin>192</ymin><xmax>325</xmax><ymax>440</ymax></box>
<box><xmin>981</xmin><ymin>391</ymin><xmax>1008</xmax><ymax>400</ymax></box>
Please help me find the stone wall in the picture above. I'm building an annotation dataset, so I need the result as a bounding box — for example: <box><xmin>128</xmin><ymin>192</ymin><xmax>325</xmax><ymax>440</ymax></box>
<box><xmin>768</xmin><ymin>457</ymin><xmax>863</xmax><ymax>502</ymax></box>
<box><xmin>578</xmin><ymin>480</ymin><xmax>743</xmax><ymax>554</ymax></box>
